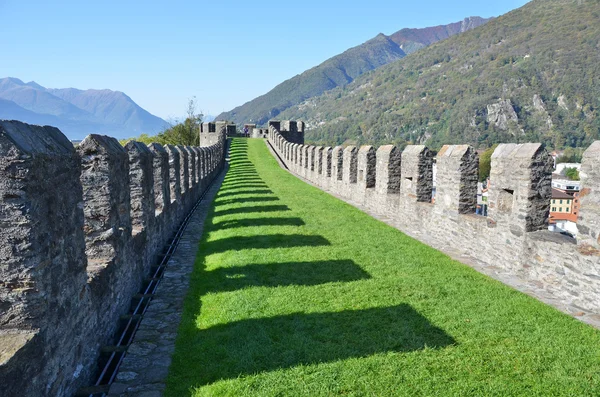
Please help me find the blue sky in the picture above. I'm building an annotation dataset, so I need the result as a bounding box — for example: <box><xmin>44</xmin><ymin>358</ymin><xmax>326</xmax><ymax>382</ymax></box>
<box><xmin>0</xmin><ymin>0</ymin><xmax>529</xmax><ymax>120</ymax></box>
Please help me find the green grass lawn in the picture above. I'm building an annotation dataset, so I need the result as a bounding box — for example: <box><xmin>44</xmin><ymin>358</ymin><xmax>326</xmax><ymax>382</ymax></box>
<box><xmin>165</xmin><ymin>138</ymin><xmax>600</xmax><ymax>396</ymax></box>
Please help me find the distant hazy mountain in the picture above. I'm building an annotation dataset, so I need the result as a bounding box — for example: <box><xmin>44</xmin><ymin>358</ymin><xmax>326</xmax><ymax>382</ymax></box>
<box><xmin>216</xmin><ymin>17</ymin><xmax>491</xmax><ymax>126</ymax></box>
<box><xmin>0</xmin><ymin>78</ymin><xmax>169</xmax><ymax>140</ymax></box>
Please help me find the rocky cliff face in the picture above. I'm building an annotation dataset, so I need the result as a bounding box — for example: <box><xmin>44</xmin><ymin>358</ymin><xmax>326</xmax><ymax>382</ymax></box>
<box><xmin>487</xmin><ymin>99</ymin><xmax>519</xmax><ymax>131</ymax></box>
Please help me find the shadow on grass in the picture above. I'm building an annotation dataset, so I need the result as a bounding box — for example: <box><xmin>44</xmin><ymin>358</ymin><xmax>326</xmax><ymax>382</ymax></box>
<box><xmin>219</xmin><ymin>185</ymin><xmax>270</xmax><ymax>192</ymax></box>
<box><xmin>203</xmin><ymin>260</ymin><xmax>370</xmax><ymax>293</ymax></box>
<box><xmin>225</xmin><ymin>172</ymin><xmax>261</xmax><ymax>178</ymax></box>
<box><xmin>214</xmin><ymin>196</ymin><xmax>281</xmax><ymax>207</ymax></box>
<box><xmin>203</xmin><ymin>234</ymin><xmax>330</xmax><ymax>255</ymax></box>
<box><xmin>213</xmin><ymin>205</ymin><xmax>290</xmax><ymax>217</ymax></box>
<box><xmin>216</xmin><ymin>189</ymin><xmax>274</xmax><ymax>199</ymax></box>
<box><xmin>186</xmin><ymin>304</ymin><xmax>456</xmax><ymax>388</ymax></box>
<box><xmin>212</xmin><ymin>217</ymin><xmax>305</xmax><ymax>230</ymax></box>
<box><xmin>220</xmin><ymin>181</ymin><xmax>268</xmax><ymax>189</ymax></box>
<box><xmin>222</xmin><ymin>176</ymin><xmax>263</xmax><ymax>183</ymax></box>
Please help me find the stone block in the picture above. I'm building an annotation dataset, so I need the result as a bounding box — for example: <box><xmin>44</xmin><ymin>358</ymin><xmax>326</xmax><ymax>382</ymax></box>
<box><xmin>488</xmin><ymin>143</ymin><xmax>553</xmax><ymax>233</ymax></box>
<box><xmin>332</xmin><ymin>146</ymin><xmax>344</xmax><ymax>182</ymax></box>
<box><xmin>147</xmin><ymin>144</ymin><xmax>170</xmax><ymax>216</ymax></box>
<box><xmin>164</xmin><ymin>145</ymin><xmax>181</xmax><ymax>204</ymax></box>
<box><xmin>578</xmin><ymin>141</ymin><xmax>600</xmax><ymax>249</ymax></box>
<box><xmin>185</xmin><ymin>147</ymin><xmax>196</xmax><ymax>189</ymax></box>
<box><xmin>342</xmin><ymin>146</ymin><xmax>358</xmax><ymax>184</ymax></box>
<box><xmin>78</xmin><ymin>134</ymin><xmax>132</xmax><ymax>277</ymax></box>
<box><xmin>0</xmin><ymin>121</ymin><xmax>86</xmax><ymax>331</ymax></box>
<box><xmin>436</xmin><ymin>145</ymin><xmax>478</xmax><ymax>214</ymax></box>
<box><xmin>357</xmin><ymin>146</ymin><xmax>376</xmax><ymax>190</ymax></box>
<box><xmin>376</xmin><ymin>145</ymin><xmax>401</xmax><ymax>195</ymax></box>
<box><xmin>124</xmin><ymin>141</ymin><xmax>155</xmax><ymax>235</ymax></box>
<box><xmin>269</xmin><ymin>120</ymin><xmax>281</xmax><ymax>132</ymax></box>
<box><xmin>316</xmin><ymin>146</ymin><xmax>324</xmax><ymax>175</ymax></box>
<box><xmin>401</xmin><ymin>145</ymin><xmax>434</xmax><ymax>202</ymax></box>
<box><xmin>176</xmin><ymin>146</ymin><xmax>189</xmax><ymax>197</ymax></box>
<box><xmin>324</xmin><ymin>147</ymin><xmax>333</xmax><ymax>178</ymax></box>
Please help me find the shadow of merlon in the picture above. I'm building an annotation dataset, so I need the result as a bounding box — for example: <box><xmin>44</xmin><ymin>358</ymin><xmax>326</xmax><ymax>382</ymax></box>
<box><xmin>202</xmin><ymin>234</ymin><xmax>330</xmax><ymax>255</ymax></box>
<box><xmin>189</xmin><ymin>304</ymin><xmax>456</xmax><ymax>387</ymax></box>
<box><xmin>211</xmin><ymin>217</ymin><xmax>305</xmax><ymax>230</ymax></box>
<box><xmin>214</xmin><ymin>196</ymin><xmax>281</xmax><ymax>207</ymax></box>
<box><xmin>204</xmin><ymin>259</ymin><xmax>370</xmax><ymax>293</ymax></box>
<box><xmin>212</xmin><ymin>205</ymin><xmax>290</xmax><ymax>217</ymax></box>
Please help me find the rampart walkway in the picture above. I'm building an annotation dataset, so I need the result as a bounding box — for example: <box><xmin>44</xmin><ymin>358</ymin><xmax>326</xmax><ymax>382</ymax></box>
<box><xmin>114</xmin><ymin>138</ymin><xmax>600</xmax><ymax>396</ymax></box>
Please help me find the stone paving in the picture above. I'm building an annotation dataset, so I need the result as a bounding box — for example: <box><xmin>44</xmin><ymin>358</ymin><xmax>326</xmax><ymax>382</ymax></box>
<box><xmin>107</xmin><ymin>167</ymin><xmax>226</xmax><ymax>397</ymax></box>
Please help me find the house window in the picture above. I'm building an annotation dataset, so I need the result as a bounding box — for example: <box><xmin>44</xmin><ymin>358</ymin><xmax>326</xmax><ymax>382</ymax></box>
<box><xmin>552</xmin><ymin>207</ymin><xmax>556</xmax><ymax>212</ymax></box>
<box><xmin>560</xmin><ymin>199</ymin><xmax>563</xmax><ymax>204</ymax></box>
<box><xmin>552</xmin><ymin>199</ymin><xmax>556</xmax><ymax>204</ymax></box>
<box><xmin>559</xmin><ymin>207</ymin><xmax>562</xmax><ymax>212</ymax></box>
<box><xmin>566</xmin><ymin>208</ymin><xmax>570</xmax><ymax>213</ymax></box>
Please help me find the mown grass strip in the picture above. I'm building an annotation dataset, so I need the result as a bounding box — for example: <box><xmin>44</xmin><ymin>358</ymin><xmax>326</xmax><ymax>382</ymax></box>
<box><xmin>166</xmin><ymin>138</ymin><xmax>600</xmax><ymax>396</ymax></box>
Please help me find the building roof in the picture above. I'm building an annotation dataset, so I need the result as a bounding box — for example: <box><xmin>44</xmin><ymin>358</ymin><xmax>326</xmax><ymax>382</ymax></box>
<box><xmin>552</xmin><ymin>188</ymin><xmax>573</xmax><ymax>200</ymax></box>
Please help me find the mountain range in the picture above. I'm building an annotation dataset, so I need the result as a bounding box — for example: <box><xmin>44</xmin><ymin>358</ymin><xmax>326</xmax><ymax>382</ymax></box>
<box><xmin>276</xmin><ymin>0</ymin><xmax>600</xmax><ymax>150</ymax></box>
<box><xmin>0</xmin><ymin>78</ymin><xmax>168</xmax><ymax>140</ymax></box>
<box><xmin>216</xmin><ymin>17</ymin><xmax>490</xmax><ymax>126</ymax></box>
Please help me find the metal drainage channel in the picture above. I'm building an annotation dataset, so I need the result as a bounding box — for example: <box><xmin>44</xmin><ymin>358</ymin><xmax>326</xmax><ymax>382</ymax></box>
<box><xmin>76</xmin><ymin>167</ymin><xmax>224</xmax><ymax>397</ymax></box>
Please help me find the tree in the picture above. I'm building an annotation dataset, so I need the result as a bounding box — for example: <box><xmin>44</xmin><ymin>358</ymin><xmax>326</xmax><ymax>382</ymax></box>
<box><xmin>479</xmin><ymin>144</ymin><xmax>498</xmax><ymax>181</ymax></box>
<box><xmin>564</xmin><ymin>167</ymin><xmax>580</xmax><ymax>181</ymax></box>
<box><xmin>556</xmin><ymin>147</ymin><xmax>584</xmax><ymax>163</ymax></box>
<box><xmin>120</xmin><ymin>97</ymin><xmax>203</xmax><ymax>146</ymax></box>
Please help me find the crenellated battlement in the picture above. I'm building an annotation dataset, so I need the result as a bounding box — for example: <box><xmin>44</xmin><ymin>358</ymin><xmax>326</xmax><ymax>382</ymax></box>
<box><xmin>268</xmin><ymin>122</ymin><xmax>600</xmax><ymax>317</ymax></box>
<box><xmin>0</xmin><ymin>120</ymin><xmax>227</xmax><ymax>396</ymax></box>
<box><xmin>268</xmin><ymin>120</ymin><xmax>304</xmax><ymax>144</ymax></box>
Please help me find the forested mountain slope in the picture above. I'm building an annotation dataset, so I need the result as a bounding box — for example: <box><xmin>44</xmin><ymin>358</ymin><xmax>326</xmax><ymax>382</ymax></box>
<box><xmin>277</xmin><ymin>0</ymin><xmax>600</xmax><ymax>150</ymax></box>
<box><xmin>216</xmin><ymin>17</ymin><xmax>489</xmax><ymax>126</ymax></box>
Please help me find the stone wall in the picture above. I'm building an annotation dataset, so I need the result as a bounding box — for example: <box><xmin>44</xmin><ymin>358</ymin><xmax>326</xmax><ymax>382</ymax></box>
<box><xmin>268</xmin><ymin>120</ymin><xmax>304</xmax><ymax>144</ymax></box>
<box><xmin>0</xmin><ymin>120</ymin><xmax>227</xmax><ymax>396</ymax></box>
<box><xmin>268</xmin><ymin>124</ymin><xmax>600</xmax><ymax>314</ymax></box>
<box><xmin>251</xmin><ymin>128</ymin><xmax>268</xmax><ymax>139</ymax></box>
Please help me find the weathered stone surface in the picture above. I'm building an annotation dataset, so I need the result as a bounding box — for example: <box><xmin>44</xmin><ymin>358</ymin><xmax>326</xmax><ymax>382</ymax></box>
<box><xmin>78</xmin><ymin>134</ymin><xmax>132</xmax><ymax>276</ymax></box>
<box><xmin>293</xmin><ymin>143</ymin><xmax>299</xmax><ymax>165</ymax></box>
<box><xmin>0</xmin><ymin>121</ymin><xmax>88</xmax><ymax>396</ymax></box>
<box><xmin>324</xmin><ymin>147</ymin><xmax>332</xmax><ymax>178</ymax></box>
<box><xmin>147</xmin><ymin>144</ymin><xmax>170</xmax><ymax>216</ymax></box>
<box><xmin>164</xmin><ymin>145</ymin><xmax>181</xmax><ymax>204</ymax></box>
<box><xmin>401</xmin><ymin>145</ymin><xmax>433</xmax><ymax>202</ymax></box>
<box><xmin>578</xmin><ymin>141</ymin><xmax>600</xmax><ymax>249</ymax></box>
<box><xmin>309</xmin><ymin>146</ymin><xmax>316</xmax><ymax>172</ymax></box>
<box><xmin>487</xmin><ymin>99</ymin><xmax>518</xmax><ymax>130</ymax></box>
<box><xmin>198</xmin><ymin>147</ymin><xmax>207</xmax><ymax>180</ymax></box>
<box><xmin>375</xmin><ymin>145</ymin><xmax>401</xmax><ymax>195</ymax></box>
<box><xmin>199</xmin><ymin>122</ymin><xmax>223</xmax><ymax>147</ymax></box>
<box><xmin>436</xmin><ymin>145</ymin><xmax>478</xmax><ymax>214</ymax></box>
<box><xmin>357</xmin><ymin>146</ymin><xmax>376</xmax><ymax>189</ymax></box>
<box><xmin>0</xmin><ymin>119</ymin><xmax>227</xmax><ymax>396</ymax></box>
<box><xmin>275</xmin><ymin>120</ymin><xmax>304</xmax><ymax>144</ymax></box>
<box><xmin>176</xmin><ymin>146</ymin><xmax>189</xmax><ymax>197</ymax></box>
<box><xmin>125</xmin><ymin>141</ymin><xmax>155</xmax><ymax>235</ymax></box>
<box><xmin>185</xmin><ymin>146</ymin><xmax>196</xmax><ymax>188</ymax></box>
<box><xmin>488</xmin><ymin>143</ymin><xmax>552</xmax><ymax>233</ymax></box>
<box><xmin>332</xmin><ymin>146</ymin><xmax>344</xmax><ymax>182</ymax></box>
<box><xmin>107</xmin><ymin>159</ymin><xmax>226</xmax><ymax>397</ymax></box>
<box><xmin>316</xmin><ymin>146</ymin><xmax>324</xmax><ymax>175</ymax></box>
<box><xmin>193</xmin><ymin>147</ymin><xmax>202</xmax><ymax>188</ymax></box>
<box><xmin>298</xmin><ymin>145</ymin><xmax>305</xmax><ymax>169</ymax></box>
